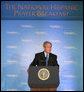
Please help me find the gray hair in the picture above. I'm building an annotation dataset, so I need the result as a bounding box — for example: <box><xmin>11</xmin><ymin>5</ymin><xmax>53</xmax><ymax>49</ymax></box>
<box><xmin>43</xmin><ymin>41</ymin><xmax>52</xmax><ymax>47</ymax></box>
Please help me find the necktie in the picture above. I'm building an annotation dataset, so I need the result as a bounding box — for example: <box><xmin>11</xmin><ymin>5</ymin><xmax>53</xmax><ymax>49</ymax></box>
<box><xmin>46</xmin><ymin>54</ymin><xmax>48</xmax><ymax>66</ymax></box>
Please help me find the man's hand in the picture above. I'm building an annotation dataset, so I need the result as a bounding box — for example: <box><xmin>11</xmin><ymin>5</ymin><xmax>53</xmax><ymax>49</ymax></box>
<box><xmin>58</xmin><ymin>68</ymin><xmax>60</xmax><ymax>72</ymax></box>
<box><xmin>27</xmin><ymin>68</ymin><xmax>29</xmax><ymax>73</ymax></box>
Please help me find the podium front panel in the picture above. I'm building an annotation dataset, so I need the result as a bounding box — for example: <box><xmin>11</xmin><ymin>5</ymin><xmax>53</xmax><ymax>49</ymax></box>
<box><xmin>28</xmin><ymin>66</ymin><xmax>60</xmax><ymax>88</ymax></box>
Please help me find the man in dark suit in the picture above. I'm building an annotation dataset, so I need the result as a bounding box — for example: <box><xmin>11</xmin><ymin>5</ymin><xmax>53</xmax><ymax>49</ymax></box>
<box><xmin>30</xmin><ymin>51</ymin><xmax>59</xmax><ymax>67</ymax></box>
<box><xmin>27</xmin><ymin>41</ymin><xmax>59</xmax><ymax>91</ymax></box>
<box><xmin>28</xmin><ymin>41</ymin><xmax>59</xmax><ymax>69</ymax></box>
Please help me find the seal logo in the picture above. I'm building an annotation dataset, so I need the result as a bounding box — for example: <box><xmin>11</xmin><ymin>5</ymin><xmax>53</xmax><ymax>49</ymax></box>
<box><xmin>38</xmin><ymin>68</ymin><xmax>50</xmax><ymax>80</ymax></box>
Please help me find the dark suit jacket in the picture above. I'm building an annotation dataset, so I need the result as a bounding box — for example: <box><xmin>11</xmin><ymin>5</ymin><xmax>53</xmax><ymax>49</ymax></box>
<box><xmin>30</xmin><ymin>51</ymin><xmax>59</xmax><ymax>67</ymax></box>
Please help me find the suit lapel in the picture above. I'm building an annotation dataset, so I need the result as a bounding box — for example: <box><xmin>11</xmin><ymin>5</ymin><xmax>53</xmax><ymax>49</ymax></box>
<box><xmin>48</xmin><ymin>53</ymin><xmax>51</xmax><ymax>62</ymax></box>
<box><xmin>42</xmin><ymin>51</ymin><xmax>46</xmax><ymax>60</ymax></box>
<box><xmin>42</xmin><ymin>51</ymin><xmax>51</xmax><ymax>62</ymax></box>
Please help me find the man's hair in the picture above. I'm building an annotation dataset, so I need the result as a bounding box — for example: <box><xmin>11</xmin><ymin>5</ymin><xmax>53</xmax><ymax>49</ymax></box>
<box><xmin>43</xmin><ymin>41</ymin><xmax>52</xmax><ymax>47</ymax></box>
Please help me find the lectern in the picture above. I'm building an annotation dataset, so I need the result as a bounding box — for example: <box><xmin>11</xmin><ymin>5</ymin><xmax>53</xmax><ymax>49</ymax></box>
<box><xmin>28</xmin><ymin>66</ymin><xmax>60</xmax><ymax>91</ymax></box>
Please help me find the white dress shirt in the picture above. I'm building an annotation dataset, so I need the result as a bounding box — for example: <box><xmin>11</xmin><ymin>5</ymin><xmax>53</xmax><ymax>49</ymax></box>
<box><xmin>44</xmin><ymin>51</ymin><xmax>49</xmax><ymax>59</ymax></box>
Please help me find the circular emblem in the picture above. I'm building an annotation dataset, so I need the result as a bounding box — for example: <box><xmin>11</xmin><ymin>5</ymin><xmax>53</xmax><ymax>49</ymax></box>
<box><xmin>38</xmin><ymin>68</ymin><xmax>50</xmax><ymax>80</ymax></box>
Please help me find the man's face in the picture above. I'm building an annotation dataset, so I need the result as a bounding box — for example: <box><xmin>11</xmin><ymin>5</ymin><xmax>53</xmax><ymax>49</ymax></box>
<box><xmin>43</xmin><ymin>43</ymin><xmax>52</xmax><ymax>54</ymax></box>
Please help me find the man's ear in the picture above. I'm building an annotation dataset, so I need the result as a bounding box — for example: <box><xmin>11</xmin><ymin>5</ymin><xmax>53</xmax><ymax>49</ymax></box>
<box><xmin>43</xmin><ymin>46</ymin><xmax>45</xmax><ymax>49</ymax></box>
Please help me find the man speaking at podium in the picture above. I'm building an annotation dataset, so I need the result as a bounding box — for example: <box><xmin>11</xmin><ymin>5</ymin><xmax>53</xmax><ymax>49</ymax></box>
<box><xmin>27</xmin><ymin>41</ymin><xmax>59</xmax><ymax>91</ymax></box>
<box><xmin>29</xmin><ymin>41</ymin><xmax>59</xmax><ymax>67</ymax></box>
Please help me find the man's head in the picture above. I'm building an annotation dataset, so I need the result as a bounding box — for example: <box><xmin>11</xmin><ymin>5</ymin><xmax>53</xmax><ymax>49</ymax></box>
<box><xmin>43</xmin><ymin>41</ymin><xmax>52</xmax><ymax>54</ymax></box>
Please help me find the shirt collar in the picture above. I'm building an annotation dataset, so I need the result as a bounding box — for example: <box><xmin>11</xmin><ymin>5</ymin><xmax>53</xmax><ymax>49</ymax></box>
<box><xmin>44</xmin><ymin>51</ymin><xmax>49</xmax><ymax>57</ymax></box>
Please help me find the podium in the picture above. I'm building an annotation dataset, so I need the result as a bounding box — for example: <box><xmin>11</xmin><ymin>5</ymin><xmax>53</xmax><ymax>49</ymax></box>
<box><xmin>28</xmin><ymin>66</ymin><xmax>60</xmax><ymax>91</ymax></box>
